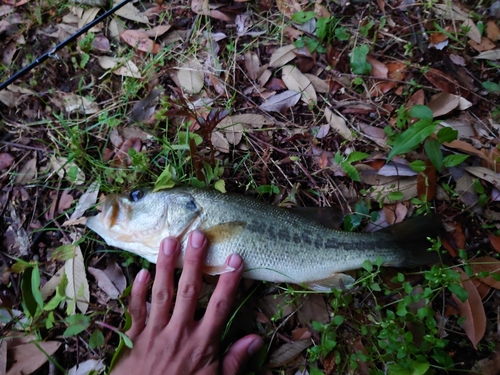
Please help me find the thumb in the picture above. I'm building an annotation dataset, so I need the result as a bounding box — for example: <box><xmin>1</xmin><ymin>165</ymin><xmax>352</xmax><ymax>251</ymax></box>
<box><xmin>221</xmin><ymin>335</ymin><xmax>264</xmax><ymax>375</ymax></box>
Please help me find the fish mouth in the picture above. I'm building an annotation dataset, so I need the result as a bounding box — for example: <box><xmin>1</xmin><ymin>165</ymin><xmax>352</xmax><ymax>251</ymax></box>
<box><xmin>101</xmin><ymin>195</ymin><xmax>120</xmax><ymax>229</ymax></box>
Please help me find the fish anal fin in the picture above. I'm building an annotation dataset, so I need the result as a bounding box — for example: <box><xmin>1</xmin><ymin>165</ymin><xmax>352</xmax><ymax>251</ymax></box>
<box><xmin>203</xmin><ymin>264</ymin><xmax>235</xmax><ymax>276</ymax></box>
<box><xmin>305</xmin><ymin>273</ymin><xmax>355</xmax><ymax>292</ymax></box>
<box><xmin>204</xmin><ymin>221</ymin><xmax>246</xmax><ymax>245</ymax></box>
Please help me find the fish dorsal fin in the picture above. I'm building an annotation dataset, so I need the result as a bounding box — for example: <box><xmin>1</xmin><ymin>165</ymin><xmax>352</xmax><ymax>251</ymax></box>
<box><xmin>287</xmin><ymin>207</ymin><xmax>345</xmax><ymax>229</ymax></box>
<box><xmin>305</xmin><ymin>273</ymin><xmax>355</xmax><ymax>292</ymax></box>
<box><xmin>204</xmin><ymin>221</ymin><xmax>247</xmax><ymax>245</ymax></box>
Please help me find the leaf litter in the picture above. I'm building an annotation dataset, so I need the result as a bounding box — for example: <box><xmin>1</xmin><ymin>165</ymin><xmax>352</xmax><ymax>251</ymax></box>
<box><xmin>2</xmin><ymin>0</ymin><xmax>500</xmax><ymax>373</ymax></box>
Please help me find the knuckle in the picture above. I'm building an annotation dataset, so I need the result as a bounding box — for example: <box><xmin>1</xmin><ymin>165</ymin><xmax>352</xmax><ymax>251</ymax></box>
<box><xmin>153</xmin><ymin>288</ymin><xmax>171</xmax><ymax>305</ymax></box>
<box><xmin>129</xmin><ymin>304</ymin><xmax>144</xmax><ymax>319</ymax></box>
<box><xmin>212</xmin><ymin>297</ymin><xmax>231</xmax><ymax>316</ymax></box>
<box><xmin>179</xmin><ymin>282</ymin><xmax>199</xmax><ymax>299</ymax></box>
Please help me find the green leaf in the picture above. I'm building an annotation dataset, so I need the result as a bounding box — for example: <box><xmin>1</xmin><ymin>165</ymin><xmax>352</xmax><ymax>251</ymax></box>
<box><xmin>362</xmin><ymin>259</ymin><xmax>372</xmax><ymax>272</ymax></box>
<box><xmin>387</xmin><ymin>119</ymin><xmax>436</xmax><ymax>161</ymax></box>
<box><xmin>448</xmin><ymin>283</ymin><xmax>468</xmax><ymax>303</ymax></box>
<box><xmin>316</xmin><ymin>17</ymin><xmax>331</xmax><ymax>41</ymax></box>
<box><xmin>31</xmin><ymin>264</ymin><xmax>44</xmax><ymax>311</ymax></box>
<box><xmin>309</xmin><ymin>366</ymin><xmax>325</xmax><ymax>375</ymax></box>
<box><xmin>333</xmin><ymin>315</ymin><xmax>344</xmax><ymax>325</ymax></box>
<box><xmin>154</xmin><ymin>166</ymin><xmax>175</xmax><ymax>191</ymax></box>
<box><xmin>388</xmin><ymin>191</ymin><xmax>403</xmax><ymax>201</ymax></box>
<box><xmin>21</xmin><ymin>268</ymin><xmax>38</xmax><ymax>317</ymax></box>
<box><xmin>424</xmin><ymin>138</ymin><xmax>443</xmax><ymax>172</ymax></box>
<box><xmin>291</xmin><ymin>11</ymin><xmax>315</xmax><ymax>24</ymax></box>
<box><xmin>409</xmin><ymin>160</ymin><xmax>426</xmax><ymax>172</ymax></box>
<box><xmin>63</xmin><ymin>314</ymin><xmax>91</xmax><ymax>337</ymax></box>
<box><xmin>412</xmin><ymin>361</ymin><xmax>430</xmax><ymax>375</ymax></box>
<box><xmin>335</xmin><ymin>27</ymin><xmax>350</xmax><ymax>41</ymax></box>
<box><xmin>345</xmin><ymin>151</ymin><xmax>369</xmax><ymax>163</ymax></box>
<box><xmin>350</xmin><ymin>45</ymin><xmax>372</xmax><ymax>75</ymax></box>
<box><xmin>443</xmin><ymin>154</ymin><xmax>469</xmax><ymax>168</ymax></box>
<box><xmin>344</xmin><ymin>214</ymin><xmax>362</xmax><ymax>232</ymax></box>
<box><xmin>44</xmin><ymin>293</ymin><xmax>64</xmax><ymax>311</ymax></box>
<box><xmin>341</xmin><ymin>162</ymin><xmax>360</xmax><ymax>182</ymax></box>
<box><xmin>482</xmin><ymin>81</ymin><xmax>500</xmax><ymax>93</ymax></box>
<box><xmin>437</xmin><ymin>127</ymin><xmax>458</xmax><ymax>143</ymax></box>
<box><xmin>256</xmin><ymin>185</ymin><xmax>279</xmax><ymax>194</ymax></box>
<box><xmin>214</xmin><ymin>179</ymin><xmax>226</xmax><ymax>193</ymax></box>
<box><xmin>51</xmin><ymin>244</ymin><xmax>76</xmax><ymax>261</ymax></box>
<box><xmin>89</xmin><ymin>330</ymin><xmax>105</xmax><ymax>349</ymax></box>
<box><xmin>409</xmin><ymin>105</ymin><xmax>433</xmax><ymax>120</ymax></box>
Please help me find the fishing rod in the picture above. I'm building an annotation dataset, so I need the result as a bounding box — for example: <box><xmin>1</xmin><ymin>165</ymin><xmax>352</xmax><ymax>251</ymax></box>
<box><xmin>0</xmin><ymin>0</ymin><xmax>133</xmax><ymax>92</ymax></box>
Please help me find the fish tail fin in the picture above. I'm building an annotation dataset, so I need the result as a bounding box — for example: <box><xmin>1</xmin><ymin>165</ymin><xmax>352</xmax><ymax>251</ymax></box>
<box><xmin>379</xmin><ymin>214</ymin><xmax>442</xmax><ymax>267</ymax></box>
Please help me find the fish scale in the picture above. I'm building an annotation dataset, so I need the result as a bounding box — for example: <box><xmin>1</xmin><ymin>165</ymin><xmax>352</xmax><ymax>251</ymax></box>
<box><xmin>86</xmin><ymin>187</ymin><xmax>441</xmax><ymax>291</ymax></box>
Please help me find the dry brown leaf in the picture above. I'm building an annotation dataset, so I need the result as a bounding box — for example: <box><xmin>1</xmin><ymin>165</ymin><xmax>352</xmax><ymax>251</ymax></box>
<box><xmin>244</xmin><ymin>51</ymin><xmax>260</xmax><ymax>80</ymax></box>
<box><xmin>377</xmin><ymin>62</ymin><xmax>406</xmax><ymax>93</ymax></box>
<box><xmin>367</xmin><ymin>55</ymin><xmax>388</xmax><ymax>79</ymax></box>
<box><xmin>359</xmin><ymin>124</ymin><xmax>388</xmax><ymax>148</ymax></box>
<box><xmin>487</xmin><ymin>20</ymin><xmax>500</xmax><ymax>41</ymax></box>
<box><xmin>469</xmin><ymin>37</ymin><xmax>496</xmax><ymax>52</ymax></box>
<box><xmin>269</xmin><ymin>44</ymin><xmax>297</xmax><ymax>68</ymax></box>
<box><xmin>443</xmin><ymin>140</ymin><xmax>488</xmax><ymax>160</ymax></box>
<box><xmin>304</xmin><ymin>73</ymin><xmax>329</xmax><ymax>93</ymax></box>
<box><xmin>78</xmin><ymin>7</ymin><xmax>100</xmax><ymax>29</ymax></box>
<box><xmin>88</xmin><ymin>267</ymin><xmax>121</xmax><ymax>299</ymax></box>
<box><xmin>474</xmin><ymin>49</ymin><xmax>500</xmax><ymax>60</ymax></box>
<box><xmin>465</xmin><ymin>166</ymin><xmax>500</xmax><ymax>190</ymax></box>
<box><xmin>114</xmin><ymin>2</ymin><xmax>149</xmax><ymax>23</ymax></box>
<box><xmin>451</xmin><ymin>268</ymin><xmax>486</xmax><ymax>350</ymax></box>
<box><xmin>0</xmin><ymin>153</ymin><xmax>14</xmax><ymax>170</ymax></box>
<box><xmin>41</xmin><ymin>267</ymin><xmax>65</xmax><ymax>300</ymax></box>
<box><xmin>211</xmin><ymin>131</ymin><xmax>229</xmax><ymax>153</ymax></box>
<box><xmin>407</xmin><ymin>89</ymin><xmax>425</xmax><ymax>108</ymax></box>
<box><xmin>267</xmin><ymin>339</ymin><xmax>312</xmax><ymax>368</ymax></box>
<box><xmin>14</xmin><ymin>156</ymin><xmax>37</xmax><ymax>185</ymax></box>
<box><xmin>65</xmin><ymin>242</ymin><xmax>90</xmax><ymax>314</ymax></box>
<box><xmin>7</xmin><ymin>340</ymin><xmax>61</xmax><ymax>375</ymax></box>
<box><xmin>98</xmin><ymin>56</ymin><xmax>142</xmax><ymax>78</ymax></box>
<box><xmin>177</xmin><ymin>59</ymin><xmax>204</xmax><ymax>94</ymax></box>
<box><xmin>120</xmin><ymin>29</ymin><xmax>160</xmax><ymax>54</ymax></box>
<box><xmin>433</xmin><ymin>3</ymin><xmax>469</xmax><ymax>21</ymax></box>
<box><xmin>59</xmin><ymin>92</ymin><xmax>99</xmax><ymax>114</ymax></box>
<box><xmin>281</xmin><ymin>65</ymin><xmax>317</xmax><ymax>105</ymax></box>
<box><xmin>463</xmin><ymin>18</ymin><xmax>481</xmax><ymax>44</ymax></box>
<box><xmin>368</xmin><ymin>177</ymin><xmax>418</xmax><ymax>203</ymax></box>
<box><xmin>68</xmin><ymin>359</ymin><xmax>105</xmax><ymax>375</ymax></box>
<box><xmin>104</xmin><ymin>260</ymin><xmax>127</xmax><ymax>295</ymax></box>
<box><xmin>191</xmin><ymin>0</ymin><xmax>232</xmax><ymax>21</ymax></box>
<box><xmin>424</xmin><ymin>68</ymin><xmax>459</xmax><ymax>94</ymax></box>
<box><xmin>145</xmin><ymin>24</ymin><xmax>172</xmax><ymax>38</ymax></box>
<box><xmin>470</xmin><ymin>256</ymin><xmax>500</xmax><ymax>289</ymax></box>
<box><xmin>276</xmin><ymin>0</ymin><xmax>303</xmax><ymax>18</ymax></box>
<box><xmin>64</xmin><ymin>181</ymin><xmax>100</xmax><ymax>225</ymax></box>
<box><xmin>427</xmin><ymin>92</ymin><xmax>460</xmax><ymax>117</ymax></box>
<box><xmin>488</xmin><ymin>234</ymin><xmax>500</xmax><ymax>253</ymax></box>
<box><xmin>325</xmin><ymin>107</ymin><xmax>351</xmax><ymax>140</ymax></box>
<box><xmin>259</xmin><ymin>90</ymin><xmax>301</xmax><ymax>112</ymax></box>
<box><xmin>296</xmin><ymin>294</ymin><xmax>329</xmax><ymax>324</ymax></box>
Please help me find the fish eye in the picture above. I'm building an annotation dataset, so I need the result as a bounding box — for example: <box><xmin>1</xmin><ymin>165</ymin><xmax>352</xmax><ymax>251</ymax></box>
<box><xmin>129</xmin><ymin>189</ymin><xmax>144</xmax><ymax>202</ymax></box>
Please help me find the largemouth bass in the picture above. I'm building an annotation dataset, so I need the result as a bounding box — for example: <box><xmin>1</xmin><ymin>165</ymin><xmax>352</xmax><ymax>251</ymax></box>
<box><xmin>86</xmin><ymin>188</ymin><xmax>440</xmax><ymax>291</ymax></box>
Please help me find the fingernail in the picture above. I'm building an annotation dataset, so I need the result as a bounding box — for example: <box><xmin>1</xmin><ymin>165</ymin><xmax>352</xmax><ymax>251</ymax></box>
<box><xmin>162</xmin><ymin>237</ymin><xmax>178</xmax><ymax>256</ymax></box>
<box><xmin>227</xmin><ymin>254</ymin><xmax>242</xmax><ymax>269</ymax></box>
<box><xmin>190</xmin><ymin>230</ymin><xmax>205</xmax><ymax>249</ymax></box>
<box><xmin>136</xmin><ymin>269</ymin><xmax>149</xmax><ymax>283</ymax></box>
<box><xmin>247</xmin><ymin>337</ymin><xmax>264</xmax><ymax>356</ymax></box>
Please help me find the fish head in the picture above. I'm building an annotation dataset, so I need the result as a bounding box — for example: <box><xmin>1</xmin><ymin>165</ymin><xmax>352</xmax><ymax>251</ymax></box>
<box><xmin>86</xmin><ymin>188</ymin><xmax>202</xmax><ymax>262</ymax></box>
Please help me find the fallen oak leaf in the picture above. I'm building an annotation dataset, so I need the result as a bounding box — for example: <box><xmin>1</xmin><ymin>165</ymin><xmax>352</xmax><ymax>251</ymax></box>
<box><xmin>120</xmin><ymin>29</ymin><xmax>160</xmax><ymax>54</ymax></box>
<box><xmin>470</xmin><ymin>256</ymin><xmax>500</xmax><ymax>289</ymax></box>
<box><xmin>281</xmin><ymin>65</ymin><xmax>317</xmax><ymax>105</ymax></box>
<box><xmin>451</xmin><ymin>268</ymin><xmax>486</xmax><ymax>350</ymax></box>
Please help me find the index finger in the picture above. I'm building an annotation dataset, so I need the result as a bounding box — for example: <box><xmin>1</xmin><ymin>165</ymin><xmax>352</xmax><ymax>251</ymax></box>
<box><xmin>201</xmin><ymin>254</ymin><xmax>244</xmax><ymax>339</ymax></box>
<box><xmin>169</xmin><ymin>230</ymin><xmax>207</xmax><ymax>325</ymax></box>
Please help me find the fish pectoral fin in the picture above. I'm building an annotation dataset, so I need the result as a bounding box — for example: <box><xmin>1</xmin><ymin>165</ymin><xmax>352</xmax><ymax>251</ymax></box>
<box><xmin>204</xmin><ymin>221</ymin><xmax>246</xmax><ymax>245</ymax></box>
<box><xmin>305</xmin><ymin>273</ymin><xmax>355</xmax><ymax>292</ymax></box>
<box><xmin>203</xmin><ymin>264</ymin><xmax>235</xmax><ymax>276</ymax></box>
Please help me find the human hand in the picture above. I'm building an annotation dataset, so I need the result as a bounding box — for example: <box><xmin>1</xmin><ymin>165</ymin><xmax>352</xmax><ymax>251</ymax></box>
<box><xmin>111</xmin><ymin>230</ymin><xmax>263</xmax><ymax>375</ymax></box>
